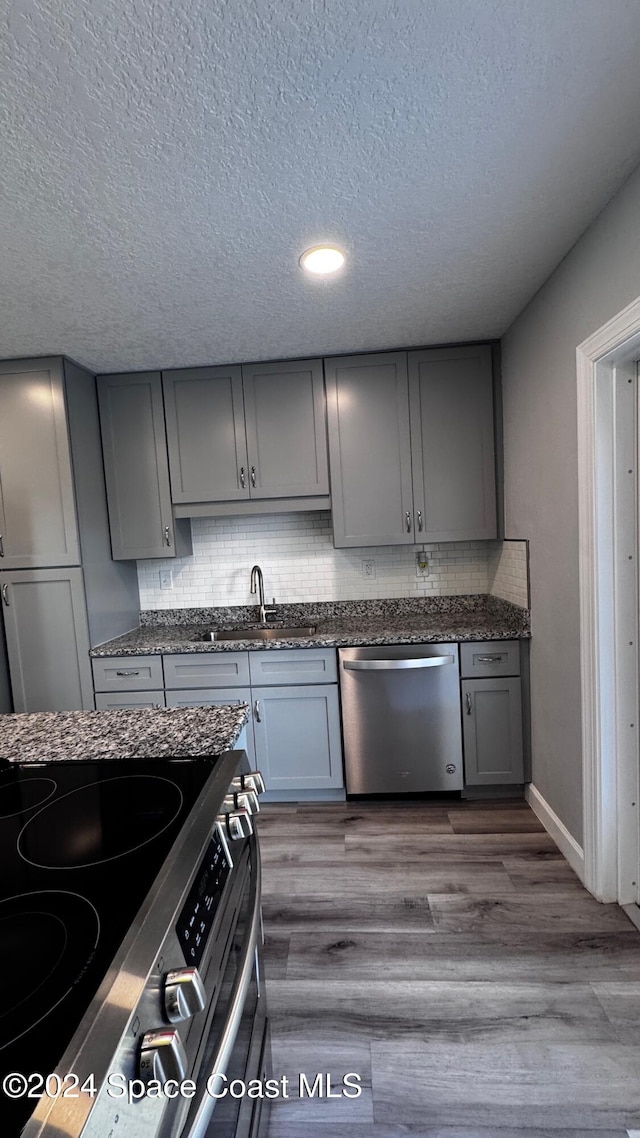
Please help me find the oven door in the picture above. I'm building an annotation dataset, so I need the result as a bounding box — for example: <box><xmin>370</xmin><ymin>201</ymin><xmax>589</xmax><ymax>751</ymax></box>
<box><xmin>180</xmin><ymin>833</ymin><xmax>270</xmax><ymax>1138</ymax></box>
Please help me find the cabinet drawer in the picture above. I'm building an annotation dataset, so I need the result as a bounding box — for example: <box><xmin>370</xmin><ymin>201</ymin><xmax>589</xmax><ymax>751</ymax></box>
<box><xmin>163</xmin><ymin>652</ymin><xmax>250</xmax><ymax>689</ymax></box>
<box><xmin>92</xmin><ymin>655</ymin><xmax>164</xmax><ymax>692</ymax></box>
<box><xmin>95</xmin><ymin>690</ymin><xmax>165</xmax><ymax>709</ymax></box>
<box><xmin>460</xmin><ymin>640</ymin><xmax>520</xmax><ymax>678</ymax></box>
<box><xmin>249</xmin><ymin>648</ymin><xmax>337</xmax><ymax>687</ymax></box>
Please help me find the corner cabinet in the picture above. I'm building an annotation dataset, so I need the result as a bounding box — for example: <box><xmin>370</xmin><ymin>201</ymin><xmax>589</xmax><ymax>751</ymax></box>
<box><xmin>325</xmin><ymin>345</ymin><xmax>497</xmax><ymax>547</ymax></box>
<box><xmin>97</xmin><ymin>372</ymin><xmax>192</xmax><ymax>560</ymax></box>
<box><xmin>163</xmin><ymin>358</ymin><xmax>329</xmax><ymax>508</ymax></box>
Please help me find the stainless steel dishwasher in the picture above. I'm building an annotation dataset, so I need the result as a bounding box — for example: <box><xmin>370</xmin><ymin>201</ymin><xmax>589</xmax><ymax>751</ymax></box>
<box><xmin>338</xmin><ymin>643</ymin><xmax>463</xmax><ymax>794</ymax></box>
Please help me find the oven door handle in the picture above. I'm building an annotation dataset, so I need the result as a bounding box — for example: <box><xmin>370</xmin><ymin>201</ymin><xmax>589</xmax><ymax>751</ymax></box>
<box><xmin>180</xmin><ymin>835</ymin><xmax>262</xmax><ymax>1138</ymax></box>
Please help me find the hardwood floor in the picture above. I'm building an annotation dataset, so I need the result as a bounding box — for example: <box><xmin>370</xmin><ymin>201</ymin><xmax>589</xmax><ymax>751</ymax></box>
<box><xmin>259</xmin><ymin>798</ymin><xmax>640</xmax><ymax>1137</ymax></box>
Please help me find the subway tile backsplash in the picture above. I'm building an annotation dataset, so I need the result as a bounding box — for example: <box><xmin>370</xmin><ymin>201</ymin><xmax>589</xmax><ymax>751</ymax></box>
<box><xmin>137</xmin><ymin>512</ymin><xmax>529</xmax><ymax>611</ymax></box>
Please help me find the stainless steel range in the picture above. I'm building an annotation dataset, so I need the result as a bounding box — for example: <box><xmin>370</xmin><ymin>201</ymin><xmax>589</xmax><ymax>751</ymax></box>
<box><xmin>0</xmin><ymin>750</ymin><xmax>269</xmax><ymax>1138</ymax></box>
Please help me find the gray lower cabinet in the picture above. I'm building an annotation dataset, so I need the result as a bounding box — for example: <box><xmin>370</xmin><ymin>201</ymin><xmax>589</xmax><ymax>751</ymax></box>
<box><xmin>91</xmin><ymin>647</ymin><xmax>344</xmax><ymax>796</ymax></box>
<box><xmin>163</xmin><ymin>359</ymin><xmax>328</xmax><ymax>507</ymax></box>
<box><xmin>95</xmin><ymin>691</ymin><xmax>165</xmax><ymax>710</ymax></box>
<box><xmin>97</xmin><ymin>371</ymin><xmax>192</xmax><ymax>560</ymax></box>
<box><xmin>325</xmin><ymin>345</ymin><xmax>497</xmax><ymax>547</ymax></box>
<box><xmin>165</xmin><ymin>687</ymin><xmax>256</xmax><ymax>764</ymax></box>
<box><xmin>460</xmin><ymin>637</ymin><xmax>524</xmax><ymax>786</ymax></box>
<box><xmin>2</xmin><ymin>568</ymin><xmax>94</xmax><ymax>712</ymax></box>
<box><xmin>251</xmin><ymin>684</ymin><xmax>343</xmax><ymax>791</ymax></box>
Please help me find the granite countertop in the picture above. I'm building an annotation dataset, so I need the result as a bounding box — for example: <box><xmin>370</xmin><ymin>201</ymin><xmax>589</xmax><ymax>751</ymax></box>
<box><xmin>90</xmin><ymin>595</ymin><xmax>530</xmax><ymax>657</ymax></box>
<box><xmin>0</xmin><ymin>704</ymin><xmax>249</xmax><ymax>762</ymax></box>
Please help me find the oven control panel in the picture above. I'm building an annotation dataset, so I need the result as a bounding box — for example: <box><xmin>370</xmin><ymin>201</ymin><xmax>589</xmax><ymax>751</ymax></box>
<box><xmin>176</xmin><ymin>832</ymin><xmax>231</xmax><ymax>967</ymax></box>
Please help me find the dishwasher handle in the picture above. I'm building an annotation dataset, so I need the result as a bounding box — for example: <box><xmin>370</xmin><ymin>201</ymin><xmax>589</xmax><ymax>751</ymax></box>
<box><xmin>342</xmin><ymin>654</ymin><xmax>455</xmax><ymax>671</ymax></box>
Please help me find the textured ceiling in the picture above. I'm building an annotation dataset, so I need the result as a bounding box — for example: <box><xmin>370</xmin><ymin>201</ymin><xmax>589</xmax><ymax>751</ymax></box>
<box><xmin>2</xmin><ymin>0</ymin><xmax>640</xmax><ymax>373</ymax></box>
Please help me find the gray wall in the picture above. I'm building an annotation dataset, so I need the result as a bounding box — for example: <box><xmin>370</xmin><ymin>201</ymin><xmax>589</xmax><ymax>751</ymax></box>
<box><xmin>502</xmin><ymin>161</ymin><xmax>640</xmax><ymax>845</ymax></box>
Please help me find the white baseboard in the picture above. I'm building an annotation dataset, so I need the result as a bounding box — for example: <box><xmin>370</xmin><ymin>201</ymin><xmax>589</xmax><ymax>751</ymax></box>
<box><xmin>525</xmin><ymin>783</ymin><xmax>585</xmax><ymax>882</ymax></box>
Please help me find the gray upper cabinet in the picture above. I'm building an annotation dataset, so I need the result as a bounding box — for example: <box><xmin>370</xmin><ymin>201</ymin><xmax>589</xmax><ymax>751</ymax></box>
<box><xmin>409</xmin><ymin>345</ymin><xmax>497</xmax><ymax>540</ymax></box>
<box><xmin>98</xmin><ymin>371</ymin><xmax>192</xmax><ymax>561</ymax></box>
<box><xmin>163</xmin><ymin>359</ymin><xmax>328</xmax><ymax>506</ymax></box>
<box><xmin>163</xmin><ymin>366</ymin><xmax>248</xmax><ymax>503</ymax></box>
<box><xmin>2</xmin><ymin>568</ymin><xmax>94</xmax><ymax>712</ymax></box>
<box><xmin>325</xmin><ymin>353</ymin><xmax>415</xmax><ymax>547</ymax></box>
<box><xmin>326</xmin><ymin>345</ymin><xmax>497</xmax><ymax>547</ymax></box>
<box><xmin>242</xmin><ymin>359</ymin><xmax>328</xmax><ymax>498</ymax></box>
<box><xmin>0</xmin><ymin>358</ymin><xmax>80</xmax><ymax>568</ymax></box>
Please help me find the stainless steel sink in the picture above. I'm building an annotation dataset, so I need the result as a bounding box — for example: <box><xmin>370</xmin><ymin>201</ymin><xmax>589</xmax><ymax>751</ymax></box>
<box><xmin>201</xmin><ymin>625</ymin><xmax>317</xmax><ymax>642</ymax></box>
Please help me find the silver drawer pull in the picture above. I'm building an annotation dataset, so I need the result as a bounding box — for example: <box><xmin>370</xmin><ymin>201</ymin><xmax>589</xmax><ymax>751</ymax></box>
<box><xmin>466</xmin><ymin>692</ymin><xmax>473</xmax><ymax>714</ymax></box>
<box><xmin>0</xmin><ymin>533</ymin><xmax>4</xmax><ymax>557</ymax></box>
<box><xmin>254</xmin><ymin>699</ymin><xmax>261</xmax><ymax>722</ymax></box>
<box><xmin>1</xmin><ymin>583</ymin><xmax>8</xmax><ymax>606</ymax></box>
<box><xmin>250</xmin><ymin>466</ymin><xmax>256</xmax><ymax>488</ymax></box>
<box><xmin>240</xmin><ymin>466</ymin><xmax>246</xmax><ymax>488</ymax></box>
<box><xmin>476</xmin><ymin>655</ymin><xmax>503</xmax><ymax>663</ymax></box>
<box><xmin>116</xmin><ymin>670</ymin><xmax>140</xmax><ymax>676</ymax></box>
<box><xmin>405</xmin><ymin>511</ymin><xmax>412</xmax><ymax>533</ymax></box>
<box><xmin>164</xmin><ymin>525</ymin><xmax>172</xmax><ymax>546</ymax></box>
<box><xmin>343</xmin><ymin>655</ymin><xmax>454</xmax><ymax>671</ymax></box>
<box><xmin>417</xmin><ymin>510</ymin><xmax>423</xmax><ymax>532</ymax></box>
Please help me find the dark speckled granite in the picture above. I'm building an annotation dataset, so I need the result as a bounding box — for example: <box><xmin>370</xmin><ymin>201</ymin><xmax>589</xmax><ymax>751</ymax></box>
<box><xmin>91</xmin><ymin>596</ymin><xmax>529</xmax><ymax>657</ymax></box>
<box><xmin>0</xmin><ymin>705</ymin><xmax>249</xmax><ymax>763</ymax></box>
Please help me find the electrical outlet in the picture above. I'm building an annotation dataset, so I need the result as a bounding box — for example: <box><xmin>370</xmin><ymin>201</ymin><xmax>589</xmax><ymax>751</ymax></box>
<box><xmin>415</xmin><ymin>551</ymin><xmax>429</xmax><ymax>577</ymax></box>
<box><xmin>159</xmin><ymin>569</ymin><xmax>174</xmax><ymax>590</ymax></box>
<box><xmin>362</xmin><ymin>559</ymin><xmax>376</xmax><ymax>580</ymax></box>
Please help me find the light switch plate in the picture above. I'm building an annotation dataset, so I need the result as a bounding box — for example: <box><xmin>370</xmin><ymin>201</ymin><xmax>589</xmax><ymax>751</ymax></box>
<box><xmin>159</xmin><ymin>569</ymin><xmax>174</xmax><ymax>589</ymax></box>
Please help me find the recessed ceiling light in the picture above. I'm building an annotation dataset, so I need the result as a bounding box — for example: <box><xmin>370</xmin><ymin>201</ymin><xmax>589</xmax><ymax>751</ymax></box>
<box><xmin>299</xmin><ymin>245</ymin><xmax>345</xmax><ymax>275</ymax></box>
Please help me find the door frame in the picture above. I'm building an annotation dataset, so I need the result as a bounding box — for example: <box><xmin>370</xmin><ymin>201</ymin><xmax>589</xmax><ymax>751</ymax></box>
<box><xmin>577</xmin><ymin>294</ymin><xmax>640</xmax><ymax>904</ymax></box>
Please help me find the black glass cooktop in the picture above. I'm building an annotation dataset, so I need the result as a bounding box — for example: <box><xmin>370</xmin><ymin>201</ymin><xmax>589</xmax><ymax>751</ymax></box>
<box><xmin>0</xmin><ymin>756</ymin><xmax>217</xmax><ymax>1137</ymax></box>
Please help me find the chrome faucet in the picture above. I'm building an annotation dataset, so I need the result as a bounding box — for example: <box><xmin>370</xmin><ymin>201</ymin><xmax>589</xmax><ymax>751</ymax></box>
<box><xmin>250</xmin><ymin>565</ymin><xmax>276</xmax><ymax>625</ymax></box>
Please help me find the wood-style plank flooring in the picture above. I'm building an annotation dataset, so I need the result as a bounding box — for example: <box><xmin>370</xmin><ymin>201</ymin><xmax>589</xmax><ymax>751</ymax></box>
<box><xmin>259</xmin><ymin>798</ymin><xmax>640</xmax><ymax>1137</ymax></box>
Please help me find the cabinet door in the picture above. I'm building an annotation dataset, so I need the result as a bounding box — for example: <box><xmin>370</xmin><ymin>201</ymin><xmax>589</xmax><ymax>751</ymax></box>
<box><xmin>165</xmin><ymin>687</ymin><xmax>255</xmax><ymax>764</ymax></box>
<box><xmin>1</xmin><ymin>568</ymin><xmax>94</xmax><ymax>711</ymax></box>
<box><xmin>325</xmin><ymin>353</ymin><xmax>414</xmax><ymax>547</ymax></box>
<box><xmin>462</xmin><ymin>677</ymin><xmax>523</xmax><ymax>785</ymax></box>
<box><xmin>98</xmin><ymin>372</ymin><xmax>185</xmax><ymax>560</ymax></box>
<box><xmin>252</xmin><ymin>684</ymin><xmax>343</xmax><ymax>791</ymax></box>
<box><xmin>163</xmin><ymin>366</ymin><xmax>248</xmax><ymax>503</ymax></box>
<box><xmin>242</xmin><ymin>359</ymin><xmax>329</xmax><ymax>498</ymax></box>
<box><xmin>409</xmin><ymin>345</ymin><xmax>497</xmax><ymax>541</ymax></box>
<box><xmin>0</xmin><ymin>358</ymin><xmax>79</xmax><ymax>568</ymax></box>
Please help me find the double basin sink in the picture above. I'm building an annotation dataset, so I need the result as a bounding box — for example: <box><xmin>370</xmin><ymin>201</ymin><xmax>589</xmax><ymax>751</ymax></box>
<box><xmin>200</xmin><ymin>624</ymin><xmax>317</xmax><ymax>642</ymax></box>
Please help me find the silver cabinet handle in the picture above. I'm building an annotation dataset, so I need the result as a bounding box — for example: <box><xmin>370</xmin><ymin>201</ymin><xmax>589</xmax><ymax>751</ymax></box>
<box><xmin>405</xmin><ymin>511</ymin><xmax>412</xmax><ymax>533</ymax></box>
<box><xmin>250</xmin><ymin>466</ymin><xmax>256</xmax><ymax>488</ymax></box>
<box><xmin>417</xmin><ymin>510</ymin><xmax>423</xmax><ymax>532</ymax></box>
<box><xmin>466</xmin><ymin>692</ymin><xmax>473</xmax><ymax>714</ymax></box>
<box><xmin>0</xmin><ymin>533</ymin><xmax>4</xmax><ymax>557</ymax></box>
<box><xmin>254</xmin><ymin>699</ymin><xmax>261</xmax><ymax>722</ymax></box>
<box><xmin>1</xmin><ymin>583</ymin><xmax>8</xmax><ymax>606</ymax></box>
<box><xmin>164</xmin><ymin>525</ymin><xmax>172</xmax><ymax>547</ymax></box>
<box><xmin>116</xmin><ymin>670</ymin><xmax>140</xmax><ymax>677</ymax></box>
<box><xmin>343</xmin><ymin>655</ymin><xmax>454</xmax><ymax>671</ymax></box>
<box><xmin>240</xmin><ymin>466</ymin><xmax>246</xmax><ymax>488</ymax></box>
<box><xmin>476</xmin><ymin>655</ymin><xmax>503</xmax><ymax>663</ymax></box>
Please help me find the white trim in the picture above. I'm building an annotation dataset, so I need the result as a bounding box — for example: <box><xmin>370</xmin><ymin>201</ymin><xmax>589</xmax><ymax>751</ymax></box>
<box><xmin>525</xmin><ymin>784</ymin><xmax>585</xmax><ymax>881</ymax></box>
<box><xmin>577</xmin><ymin>293</ymin><xmax>640</xmax><ymax>903</ymax></box>
<box><xmin>622</xmin><ymin>904</ymin><xmax>640</xmax><ymax>934</ymax></box>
